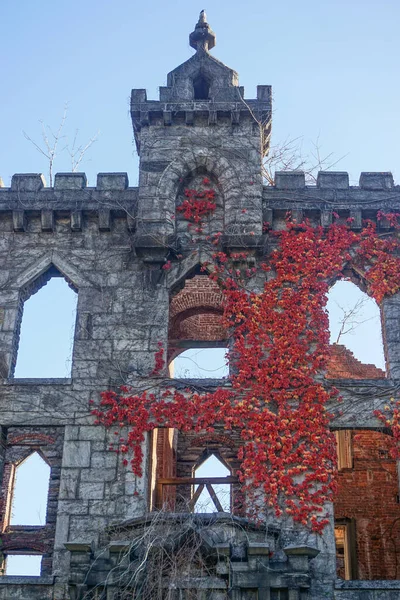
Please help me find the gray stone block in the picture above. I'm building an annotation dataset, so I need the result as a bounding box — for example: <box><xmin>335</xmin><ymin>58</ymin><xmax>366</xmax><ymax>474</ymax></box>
<box><xmin>11</xmin><ymin>173</ymin><xmax>46</xmax><ymax>191</ymax></box>
<box><xmin>96</xmin><ymin>172</ymin><xmax>129</xmax><ymax>190</ymax></box>
<box><xmin>317</xmin><ymin>171</ymin><xmax>349</xmax><ymax>189</ymax></box>
<box><xmin>359</xmin><ymin>171</ymin><xmax>394</xmax><ymax>189</ymax></box>
<box><xmin>62</xmin><ymin>441</ymin><xmax>91</xmax><ymax>467</ymax></box>
<box><xmin>54</xmin><ymin>172</ymin><xmax>87</xmax><ymax>189</ymax></box>
<box><xmin>275</xmin><ymin>171</ymin><xmax>305</xmax><ymax>189</ymax></box>
<box><xmin>79</xmin><ymin>482</ymin><xmax>104</xmax><ymax>499</ymax></box>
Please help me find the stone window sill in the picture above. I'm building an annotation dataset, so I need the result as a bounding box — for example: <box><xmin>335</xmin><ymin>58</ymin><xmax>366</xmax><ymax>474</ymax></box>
<box><xmin>4</xmin><ymin>378</ymin><xmax>72</xmax><ymax>386</ymax></box>
<box><xmin>0</xmin><ymin>575</ymin><xmax>54</xmax><ymax>584</ymax></box>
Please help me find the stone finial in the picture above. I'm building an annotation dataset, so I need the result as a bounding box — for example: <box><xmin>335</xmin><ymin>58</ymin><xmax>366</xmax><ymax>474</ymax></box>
<box><xmin>189</xmin><ymin>10</ymin><xmax>216</xmax><ymax>52</ymax></box>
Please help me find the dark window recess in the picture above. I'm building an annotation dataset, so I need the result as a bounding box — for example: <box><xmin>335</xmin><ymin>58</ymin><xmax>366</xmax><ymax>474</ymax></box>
<box><xmin>193</xmin><ymin>76</ymin><xmax>210</xmax><ymax>100</ymax></box>
<box><xmin>271</xmin><ymin>590</ymin><xmax>289</xmax><ymax>600</ymax></box>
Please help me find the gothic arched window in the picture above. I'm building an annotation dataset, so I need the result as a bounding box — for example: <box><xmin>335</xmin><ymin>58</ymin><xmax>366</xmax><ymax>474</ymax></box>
<box><xmin>13</xmin><ymin>270</ymin><xmax>78</xmax><ymax>378</ymax></box>
<box><xmin>10</xmin><ymin>452</ymin><xmax>50</xmax><ymax>526</ymax></box>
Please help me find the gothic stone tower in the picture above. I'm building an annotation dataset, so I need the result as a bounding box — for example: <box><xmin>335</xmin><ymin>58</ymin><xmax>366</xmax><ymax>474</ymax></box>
<box><xmin>0</xmin><ymin>11</ymin><xmax>400</xmax><ymax>600</ymax></box>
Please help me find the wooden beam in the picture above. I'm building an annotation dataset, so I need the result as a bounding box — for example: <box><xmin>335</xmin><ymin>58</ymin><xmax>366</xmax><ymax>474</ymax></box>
<box><xmin>158</xmin><ymin>476</ymin><xmax>238</xmax><ymax>485</ymax></box>
<box><xmin>188</xmin><ymin>484</ymin><xmax>205</xmax><ymax>511</ymax></box>
<box><xmin>206</xmin><ymin>483</ymin><xmax>225</xmax><ymax>512</ymax></box>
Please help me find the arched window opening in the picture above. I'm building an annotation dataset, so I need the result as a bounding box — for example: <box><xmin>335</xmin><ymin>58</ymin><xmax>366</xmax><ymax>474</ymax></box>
<box><xmin>193</xmin><ymin>75</ymin><xmax>210</xmax><ymax>100</ymax></box>
<box><xmin>333</xmin><ymin>429</ymin><xmax>400</xmax><ymax>580</ymax></box>
<box><xmin>327</xmin><ymin>280</ymin><xmax>385</xmax><ymax>371</ymax></box>
<box><xmin>5</xmin><ymin>554</ymin><xmax>42</xmax><ymax>576</ymax></box>
<box><xmin>172</xmin><ymin>348</ymin><xmax>228</xmax><ymax>379</ymax></box>
<box><xmin>14</xmin><ymin>273</ymin><xmax>77</xmax><ymax>378</ymax></box>
<box><xmin>193</xmin><ymin>454</ymin><xmax>231</xmax><ymax>513</ymax></box>
<box><xmin>10</xmin><ymin>452</ymin><xmax>50</xmax><ymax>526</ymax></box>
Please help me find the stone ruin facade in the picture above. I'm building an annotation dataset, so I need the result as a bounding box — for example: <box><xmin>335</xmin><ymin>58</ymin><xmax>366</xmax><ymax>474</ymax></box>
<box><xmin>0</xmin><ymin>10</ymin><xmax>400</xmax><ymax>600</ymax></box>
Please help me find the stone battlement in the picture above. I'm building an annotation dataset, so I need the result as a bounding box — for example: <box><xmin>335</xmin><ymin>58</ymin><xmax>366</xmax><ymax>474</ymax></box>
<box><xmin>1</xmin><ymin>171</ymin><xmax>397</xmax><ymax>194</ymax></box>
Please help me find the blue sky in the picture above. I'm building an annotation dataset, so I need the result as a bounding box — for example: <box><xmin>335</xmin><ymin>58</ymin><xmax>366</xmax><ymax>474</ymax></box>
<box><xmin>1</xmin><ymin>0</ymin><xmax>400</xmax><ymax>186</ymax></box>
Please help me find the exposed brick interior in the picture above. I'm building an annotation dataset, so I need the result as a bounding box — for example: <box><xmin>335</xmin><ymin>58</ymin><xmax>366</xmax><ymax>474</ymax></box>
<box><xmin>169</xmin><ymin>275</ymin><xmax>226</xmax><ymax>343</ymax></box>
<box><xmin>334</xmin><ymin>430</ymin><xmax>400</xmax><ymax>579</ymax></box>
<box><xmin>326</xmin><ymin>345</ymin><xmax>386</xmax><ymax>380</ymax></box>
<box><xmin>0</xmin><ymin>427</ymin><xmax>64</xmax><ymax>576</ymax></box>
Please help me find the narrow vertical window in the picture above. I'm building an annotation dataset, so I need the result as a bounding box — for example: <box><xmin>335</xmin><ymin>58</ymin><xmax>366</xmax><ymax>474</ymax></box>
<box><xmin>10</xmin><ymin>452</ymin><xmax>50</xmax><ymax>526</ymax></box>
<box><xmin>193</xmin><ymin>75</ymin><xmax>210</xmax><ymax>100</ymax></box>
<box><xmin>14</xmin><ymin>274</ymin><xmax>77</xmax><ymax>378</ymax></box>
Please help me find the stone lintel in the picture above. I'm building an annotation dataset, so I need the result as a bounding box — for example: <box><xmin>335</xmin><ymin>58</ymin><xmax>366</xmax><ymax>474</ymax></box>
<box><xmin>284</xmin><ymin>545</ymin><xmax>319</xmax><ymax>558</ymax></box>
<box><xmin>64</xmin><ymin>542</ymin><xmax>93</xmax><ymax>553</ymax></box>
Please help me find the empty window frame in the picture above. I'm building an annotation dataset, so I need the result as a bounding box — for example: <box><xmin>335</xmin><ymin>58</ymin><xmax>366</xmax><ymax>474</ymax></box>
<box><xmin>13</xmin><ymin>271</ymin><xmax>77</xmax><ymax>378</ymax></box>
<box><xmin>172</xmin><ymin>348</ymin><xmax>228</xmax><ymax>379</ymax></box>
<box><xmin>4</xmin><ymin>553</ymin><xmax>42</xmax><ymax>576</ymax></box>
<box><xmin>327</xmin><ymin>280</ymin><xmax>385</xmax><ymax>370</ymax></box>
<box><xmin>10</xmin><ymin>452</ymin><xmax>50</xmax><ymax>526</ymax></box>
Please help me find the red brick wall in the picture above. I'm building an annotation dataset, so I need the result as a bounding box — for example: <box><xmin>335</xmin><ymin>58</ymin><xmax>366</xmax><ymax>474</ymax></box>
<box><xmin>334</xmin><ymin>429</ymin><xmax>400</xmax><ymax>579</ymax></box>
<box><xmin>169</xmin><ymin>276</ymin><xmax>226</xmax><ymax>346</ymax></box>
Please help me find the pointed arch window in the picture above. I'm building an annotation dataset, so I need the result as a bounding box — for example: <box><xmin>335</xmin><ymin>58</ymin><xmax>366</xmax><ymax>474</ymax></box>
<box><xmin>13</xmin><ymin>268</ymin><xmax>78</xmax><ymax>378</ymax></box>
<box><xmin>10</xmin><ymin>452</ymin><xmax>50</xmax><ymax>526</ymax></box>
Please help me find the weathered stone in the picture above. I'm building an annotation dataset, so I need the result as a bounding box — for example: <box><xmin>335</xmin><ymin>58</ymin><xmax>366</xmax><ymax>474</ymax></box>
<box><xmin>62</xmin><ymin>441</ymin><xmax>91</xmax><ymax>467</ymax></box>
<box><xmin>0</xmin><ymin>11</ymin><xmax>398</xmax><ymax>600</ymax></box>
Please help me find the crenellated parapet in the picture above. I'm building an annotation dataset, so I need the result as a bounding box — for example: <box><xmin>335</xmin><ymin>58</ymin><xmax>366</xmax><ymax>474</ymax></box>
<box><xmin>1</xmin><ymin>170</ymin><xmax>399</xmax><ymax>238</ymax></box>
<box><xmin>263</xmin><ymin>170</ymin><xmax>400</xmax><ymax>231</ymax></box>
<box><xmin>0</xmin><ymin>173</ymin><xmax>138</xmax><ymax>232</ymax></box>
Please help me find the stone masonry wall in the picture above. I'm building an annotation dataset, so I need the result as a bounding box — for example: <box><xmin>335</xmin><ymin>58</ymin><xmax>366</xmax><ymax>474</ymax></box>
<box><xmin>0</xmin><ymin>170</ymin><xmax>399</xmax><ymax>599</ymax></box>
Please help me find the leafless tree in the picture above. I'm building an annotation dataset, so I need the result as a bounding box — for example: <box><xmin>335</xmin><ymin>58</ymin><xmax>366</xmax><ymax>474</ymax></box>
<box><xmin>23</xmin><ymin>103</ymin><xmax>99</xmax><ymax>186</ymax></box>
<box><xmin>262</xmin><ymin>134</ymin><xmax>348</xmax><ymax>186</ymax></box>
<box><xmin>333</xmin><ymin>297</ymin><xmax>377</xmax><ymax>344</ymax></box>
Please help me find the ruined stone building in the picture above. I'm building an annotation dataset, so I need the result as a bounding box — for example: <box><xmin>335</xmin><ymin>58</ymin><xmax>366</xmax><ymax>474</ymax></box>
<box><xmin>1</xmin><ymin>10</ymin><xmax>400</xmax><ymax>600</ymax></box>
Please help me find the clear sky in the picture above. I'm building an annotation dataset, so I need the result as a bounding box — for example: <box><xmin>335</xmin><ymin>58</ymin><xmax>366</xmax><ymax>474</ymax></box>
<box><xmin>1</xmin><ymin>0</ymin><xmax>400</xmax><ymax>186</ymax></box>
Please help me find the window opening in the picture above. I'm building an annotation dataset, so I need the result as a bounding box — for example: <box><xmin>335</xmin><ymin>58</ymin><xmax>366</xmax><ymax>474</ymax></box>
<box><xmin>172</xmin><ymin>348</ymin><xmax>228</xmax><ymax>379</ymax></box>
<box><xmin>193</xmin><ymin>454</ymin><xmax>230</xmax><ymax>513</ymax></box>
<box><xmin>270</xmin><ymin>590</ymin><xmax>289</xmax><ymax>600</ymax></box>
<box><xmin>14</xmin><ymin>276</ymin><xmax>77</xmax><ymax>378</ymax></box>
<box><xmin>10</xmin><ymin>452</ymin><xmax>50</xmax><ymax>526</ymax></box>
<box><xmin>5</xmin><ymin>554</ymin><xmax>42</xmax><ymax>576</ymax></box>
<box><xmin>193</xmin><ymin>75</ymin><xmax>210</xmax><ymax>100</ymax></box>
<box><xmin>327</xmin><ymin>280</ymin><xmax>385</xmax><ymax>370</ymax></box>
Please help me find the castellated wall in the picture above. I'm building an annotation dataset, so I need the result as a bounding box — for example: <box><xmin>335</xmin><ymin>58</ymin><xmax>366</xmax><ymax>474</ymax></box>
<box><xmin>0</xmin><ymin>169</ymin><xmax>399</xmax><ymax>599</ymax></box>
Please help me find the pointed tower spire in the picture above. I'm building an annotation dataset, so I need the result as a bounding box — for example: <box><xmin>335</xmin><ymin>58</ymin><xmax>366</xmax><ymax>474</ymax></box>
<box><xmin>189</xmin><ymin>10</ymin><xmax>216</xmax><ymax>52</ymax></box>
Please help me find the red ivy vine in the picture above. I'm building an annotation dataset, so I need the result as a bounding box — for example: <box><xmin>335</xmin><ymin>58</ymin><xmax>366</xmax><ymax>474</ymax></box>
<box><xmin>93</xmin><ymin>194</ymin><xmax>400</xmax><ymax>533</ymax></box>
<box><xmin>176</xmin><ymin>178</ymin><xmax>216</xmax><ymax>233</ymax></box>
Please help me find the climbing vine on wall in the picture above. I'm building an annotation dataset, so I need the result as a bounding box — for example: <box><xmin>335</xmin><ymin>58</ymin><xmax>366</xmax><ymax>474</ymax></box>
<box><xmin>93</xmin><ymin>192</ymin><xmax>400</xmax><ymax>533</ymax></box>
